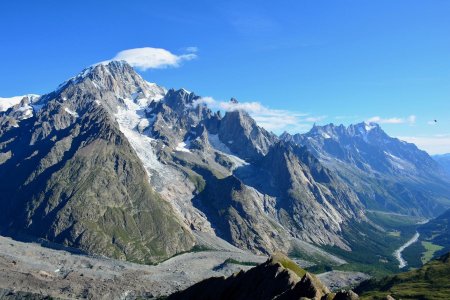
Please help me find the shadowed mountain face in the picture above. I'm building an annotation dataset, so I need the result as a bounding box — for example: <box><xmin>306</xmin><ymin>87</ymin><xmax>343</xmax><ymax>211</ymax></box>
<box><xmin>0</xmin><ymin>61</ymin><xmax>369</xmax><ymax>262</ymax></box>
<box><xmin>0</xmin><ymin>62</ymin><xmax>194</xmax><ymax>263</ymax></box>
<box><xmin>1</xmin><ymin>61</ymin><xmax>447</xmax><ymax>265</ymax></box>
<box><xmin>168</xmin><ymin>253</ymin><xmax>359</xmax><ymax>300</ymax></box>
<box><xmin>281</xmin><ymin>124</ymin><xmax>450</xmax><ymax>217</ymax></box>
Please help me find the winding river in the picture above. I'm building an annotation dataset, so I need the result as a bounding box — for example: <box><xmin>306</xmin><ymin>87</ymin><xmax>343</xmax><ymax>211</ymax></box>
<box><xmin>393</xmin><ymin>232</ymin><xmax>420</xmax><ymax>268</ymax></box>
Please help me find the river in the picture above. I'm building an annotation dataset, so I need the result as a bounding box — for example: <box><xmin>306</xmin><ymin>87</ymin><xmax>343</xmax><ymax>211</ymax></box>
<box><xmin>393</xmin><ymin>232</ymin><xmax>420</xmax><ymax>268</ymax></box>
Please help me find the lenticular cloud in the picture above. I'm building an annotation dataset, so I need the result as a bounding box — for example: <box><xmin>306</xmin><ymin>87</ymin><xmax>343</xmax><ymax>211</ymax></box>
<box><xmin>111</xmin><ymin>47</ymin><xmax>197</xmax><ymax>70</ymax></box>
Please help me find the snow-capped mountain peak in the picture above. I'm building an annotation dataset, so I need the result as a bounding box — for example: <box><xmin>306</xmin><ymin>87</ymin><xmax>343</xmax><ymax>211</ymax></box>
<box><xmin>0</xmin><ymin>94</ymin><xmax>40</xmax><ymax>112</ymax></box>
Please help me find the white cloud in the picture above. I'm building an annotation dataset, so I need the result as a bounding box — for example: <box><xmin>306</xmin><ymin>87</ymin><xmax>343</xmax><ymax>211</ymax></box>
<box><xmin>407</xmin><ymin>115</ymin><xmax>416</xmax><ymax>124</ymax></box>
<box><xmin>367</xmin><ymin>116</ymin><xmax>404</xmax><ymax>124</ymax></box>
<box><xmin>108</xmin><ymin>47</ymin><xmax>197</xmax><ymax>71</ymax></box>
<box><xmin>193</xmin><ymin>97</ymin><xmax>320</xmax><ymax>132</ymax></box>
<box><xmin>185</xmin><ymin>46</ymin><xmax>198</xmax><ymax>53</ymax></box>
<box><xmin>398</xmin><ymin>134</ymin><xmax>450</xmax><ymax>155</ymax></box>
<box><xmin>304</xmin><ymin>115</ymin><xmax>327</xmax><ymax>122</ymax></box>
<box><xmin>366</xmin><ymin>115</ymin><xmax>416</xmax><ymax>125</ymax></box>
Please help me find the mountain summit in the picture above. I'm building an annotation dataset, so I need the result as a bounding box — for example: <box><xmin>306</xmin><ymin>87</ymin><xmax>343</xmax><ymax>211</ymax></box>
<box><xmin>0</xmin><ymin>61</ymin><xmax>367</xmax><ymax>263</ymax></box>
<box><xmin>1</xmin><ymin>61</ymin><xmax>449</xmax><ymax>266</ymax></box>
<box><xmin>0</xmin><ymin>61</ymin><xmax>193</xmax><ymax>263</ymax></box>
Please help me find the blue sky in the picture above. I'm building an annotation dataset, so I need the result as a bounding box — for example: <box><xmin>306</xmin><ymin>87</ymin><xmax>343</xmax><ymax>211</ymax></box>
<box><xmin>1</xmin><ymin>0</ymin><xmax>449</xmax><ymax>153</ymax></box>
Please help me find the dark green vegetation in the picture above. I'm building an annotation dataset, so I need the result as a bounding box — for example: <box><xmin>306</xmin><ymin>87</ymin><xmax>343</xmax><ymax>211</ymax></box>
<box><xmin>355</xmin><ymin>252</ymin><xmax>450</xmax><ymax>299</ymax></box>
<box><xmin>308</xmin><ymin>211</ymin><xmax>424</xmax><ymax>277</ymax></box>
<box><xmin>401</xmin><ymin>240</ymin><xmax>427</xmax><ymax>269</ymax></box>
<box><xmin>223</xmin><ymin>258</ymin><xmax>259</xmax><ymax>266</ymax></box>
<box><xmin>271</xmin><ymin>252</ymin><xmax>307</xmax><ymax>277</ymax></box>
<box><xmin>419</xmin><ymin>209</ymin><xmax>450</xmax><ymax>258</ymax></box>
<box><xmin>401</xmin><ymin>208</ymin><xmax>450</xmax><ymax>270</ymax></box>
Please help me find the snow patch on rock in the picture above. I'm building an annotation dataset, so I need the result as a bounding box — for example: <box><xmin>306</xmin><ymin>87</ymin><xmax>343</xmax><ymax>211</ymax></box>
<box><xmin>64</xmin><ymin>107</ymin><xmax>79</xmax><ymax>118</ymax></box>
<box><xmin>208</xmin><ymin>134</ymin><xmax>248</xmax><ymax>168</ymax></box>
<box><xmin>115</xmin><ymin>98</ymin><xmax>165</xmax><ymax>179</ymax></box>
<box><xmin>175</xmin><ymin>141</ymin><xmax>191</xmax><ymax>153</ymax></box>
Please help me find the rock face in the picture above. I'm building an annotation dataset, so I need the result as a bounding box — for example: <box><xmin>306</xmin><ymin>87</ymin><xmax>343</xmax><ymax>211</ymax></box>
<box><xmin>218</xmin><ymin>109</ymin><xmax>277</xmax><ymax>161</ymax></box>
<box><xmin>167</xmin><ymin>253</ymin><xmax>357</xmax><ymax>300</ymax></box>
<box><xmin>0</xmin><ymin>61</ymin><xmax>371</xmax><ymax>261</ymax></box>
<box><xmin>0</xmin><ymin>61</ymin><xmax>194</xmax><ymax>263</ymax></box>
<box><xmin>281</xmin><ymin>123</ymin><xmax>450</xmax><ymax>217</ymax></box>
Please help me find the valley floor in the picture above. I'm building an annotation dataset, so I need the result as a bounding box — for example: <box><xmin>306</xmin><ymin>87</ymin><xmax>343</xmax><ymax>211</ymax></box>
<box><xmin>0</xmin><ymin>234</ymin><xmax>266</xmax><ymax>299</ymax></box>
<box><xmin>0</xmin><ymin>235</ymin><xmax>371</xmax><ymax>299</ymax></box>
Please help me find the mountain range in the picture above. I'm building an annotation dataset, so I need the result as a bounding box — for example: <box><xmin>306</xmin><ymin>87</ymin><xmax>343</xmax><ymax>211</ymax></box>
<box><xmin>281</xmin><ymin>124</ymin><xmax>450</xmax><ymax>216</ymax></box>
<box><xmin>1</xmin><ymin>60</ymin><xmax>449</xmax><ymax>266</ymax></box>
<box><xmin>433</xmin><ymin>153</ymin><xmax>450</xmax><ymax>176</ymax></box>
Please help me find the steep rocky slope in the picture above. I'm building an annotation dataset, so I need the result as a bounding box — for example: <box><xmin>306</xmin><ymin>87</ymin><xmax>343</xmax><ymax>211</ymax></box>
<box><xmin>282</xmin><ymin>123</ymin><xmax>450</xmax><ymax>217</ymax></box>
<box><xmin>0</xmin><ymin>60</ymin><xmax>416</xmax><ymax>265</ymax></box>
<box><xmin>433</xmin><ymin>153</ymin><xmax>450</xmax><ymax>176</ymax></box>
<box><xmin>168</xmin><ymin>253</ymin><xmax>358</xmax><ymax>300</ymax></box>
<box><xmin>0</xmin><ymin>62</ymin><xmax>194</xmax><ymax>263</ymax></box>
<box><xmin>141</xmin><ymin>89</ymin><xmax>366</xmax><ymax>255</ymax></box>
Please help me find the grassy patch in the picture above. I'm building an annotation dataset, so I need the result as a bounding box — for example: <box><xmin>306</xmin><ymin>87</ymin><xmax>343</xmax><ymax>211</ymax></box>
<box><xmin>421</xmin><ymin>241</ymin><xmax>443</xmax><ymax>264</ymax></box>
<box><xmin>224</xmin><ymin>258</ymin><xmax>259</xmax><ymax>266</ymax></box>
<box><xmin>366</xmin><ymin>211</ymin><xmax>423</xmax><ymax>229</ymax></box>
<box><xmin>271</xmin><ymin>253</ymin><xmax>307</xmax><ymax>277</ymax></box>
<box><xmin>387</xmin><ymin>230</ymin><xmax>400</xmax><ymax>237</ymax></box>
<box><xmin>185</xmin><ymin>170</ymin><xmax>206</xmax><ymax>193</ymax></box>
<box><xmin>319</xmin><ymin>214</ymin><xmax>422</xmax><ymax>278</ymax></box>
<box><xmin>356</xmin><ymin>253</ymin><xmax>450</xmax><ymax>299</ymax></box>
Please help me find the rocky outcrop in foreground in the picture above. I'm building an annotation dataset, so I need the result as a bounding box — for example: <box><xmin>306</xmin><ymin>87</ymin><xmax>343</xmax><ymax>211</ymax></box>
<box><xmin>168</xmin><ymin>253</ymin><xmax>359</xmax><ymax>300</ymax></box>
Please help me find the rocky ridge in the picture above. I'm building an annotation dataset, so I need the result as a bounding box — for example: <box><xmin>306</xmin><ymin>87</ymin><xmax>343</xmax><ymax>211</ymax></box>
<box><xmin>281</xmin><ymin>123</ymin><xmax>450</xmax><ymax>217</ymax></box>
<box><xmin>168</xmin><ymin>253</ymin><xmax>359</xmax><ymax>300</ymax></box>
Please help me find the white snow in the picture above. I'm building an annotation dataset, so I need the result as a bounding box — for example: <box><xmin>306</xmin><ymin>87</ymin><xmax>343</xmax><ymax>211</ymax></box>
<box><xmin>321</xmin><ymin>132</ymin><xmax>331</xmax><ymax>139</ymax></box>
<box><xmin>64</xmin><ymin>107</ymin><xmax>79</xmax><ymax>117</ymax></box>
<box><xmin>18</xmin><ymin>106</ymin><xmax>33</xmax><ymax>120</ymax></box>
<box><xmin>175</xmin><ymin>142</ymin><xmax>191</xmax><ymax>153</ymax></box>
<box><xmin>0</xmin><ymin>96</ymin><xmax>24</xmax><ymax>112</ymax></box>
<box><xmin>114</xmin><ymin>97</ymin><xmax>165</xmax><ymax>179</ymax></box>
<box><xmin>0</xmin><ymin>94</ymin><xmax>40</xmax><ymax>112</ymax></box>
<box><xmin>384</xmin><ymin>151</ymin><xmax>414</xmax><ymax>171</ymax></box>
<box><xmin>364</xmin><ymin>122</ymin><xmax>376</xmax><ymax>132</ymax></box>
<box><xmin>384</xmin><ymin>151</ymin><xmax>415</xmax><ymax>172</ymax></box>
<box><xmin>129</xmin><ymin>82</ymin><xmax>166</xmax><ymax>108</ymax></box>
<box><xmin>137</xmin><ymin>118</ymin><xmax>150</xmax><ymax>132</ymax></box>
<box><xmin>208</xmin><ymin>134</ymin><xmax>248</xmax><ymax>168</ymax></box>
